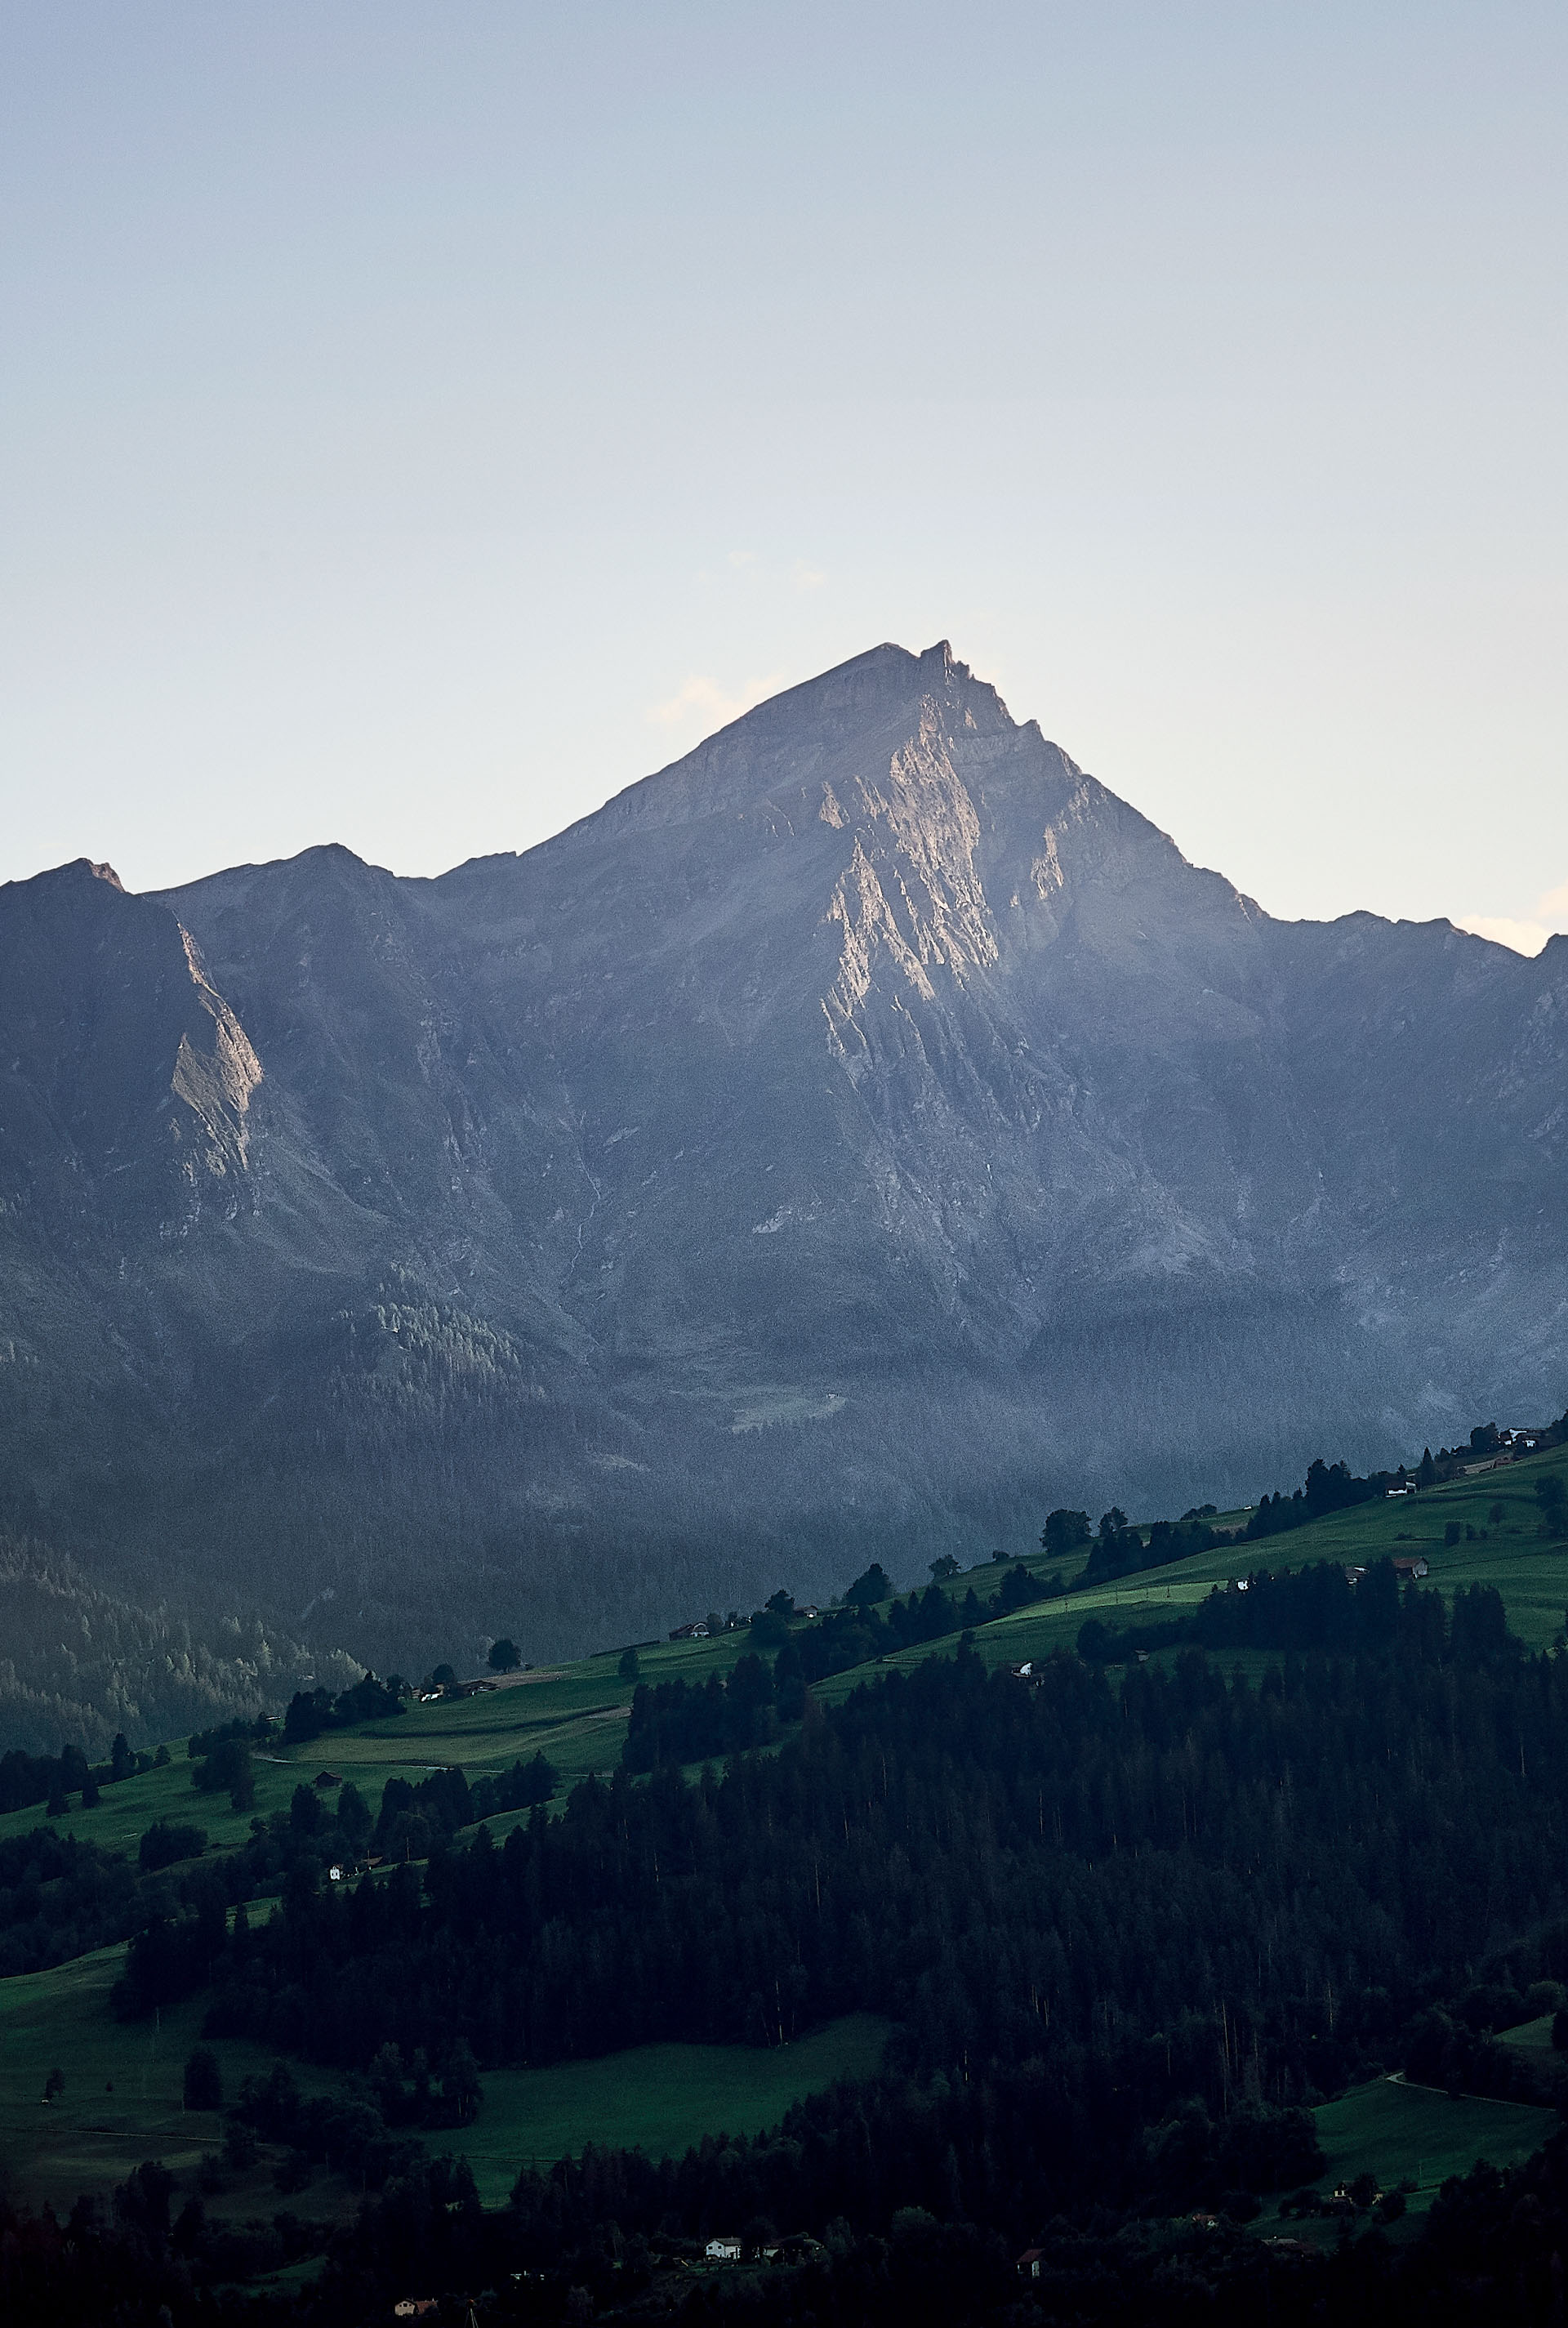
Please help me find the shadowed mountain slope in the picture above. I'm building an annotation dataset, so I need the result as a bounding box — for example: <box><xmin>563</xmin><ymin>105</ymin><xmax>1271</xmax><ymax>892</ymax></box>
<box><xmin>1</xmin><ymin>641</ymin><xmax>1564</xmax><ymax>1674</ymax></box>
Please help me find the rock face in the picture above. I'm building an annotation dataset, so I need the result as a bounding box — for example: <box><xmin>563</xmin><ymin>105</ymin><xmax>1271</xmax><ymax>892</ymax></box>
<box><xmin>2</xmin><ymin>641</ymin><xmax>1565</xmax><ymax>1665</ymax></box>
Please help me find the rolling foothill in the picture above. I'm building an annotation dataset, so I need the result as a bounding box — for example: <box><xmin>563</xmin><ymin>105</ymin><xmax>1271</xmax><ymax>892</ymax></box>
<box><xmin>4</xmin><ymin>1422</ymin><xmax>1568</xmax><ymax>2321</ymax></box>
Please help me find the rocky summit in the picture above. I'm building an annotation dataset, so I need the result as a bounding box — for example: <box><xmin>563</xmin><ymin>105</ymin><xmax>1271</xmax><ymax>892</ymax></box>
<box><xmin>2</xmin><ymin>640</ymin><xmax>1565</xmax><ymax>1667</ymax></box>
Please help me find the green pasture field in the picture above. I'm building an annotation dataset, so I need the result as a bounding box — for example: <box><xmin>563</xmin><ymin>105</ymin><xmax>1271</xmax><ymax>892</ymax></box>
<box><xmin>0</xmin><ymin>1749</ymin><xmax>301</xmax><ymax>1857</ymax></box>
<box><xmin>846</xmin><ymin>1441</ymin><xmax>1568</xmax><ymax>1687</ymax></box>
<box><xmin>0</xmin><ymin>1920</ymin><xmax>889</xmax><ymax>2217</ymax></box>
<box><xmin>0</xmin><ymin>1626</ymin><xmax>791</xmax><ymax>1859</ymax></box>
<box><xmin>0</xmin><ymin>1671</ymin><xmax>639</xmax><ymax>1861</ymax></box>
<box><xmin>1183</xmin><ymin>1443</ymin><xmax>1568</xmax><ymax>1646</ymax></box>
<box><xmin>1502</xmin><ymin>2014</ymin><xmax>1560</xmax><ymax>2055</ymax></box>
<box><xmin>0</xmin><ymin>1735</ymin><xmax>469</xmax><ymax>1859</ymax></box>
<box><xmin>0</xmin><ymin>1935</ymin><xmax>337</xmax><ymax>2217</ymax></box>
<box><xmin>461</xmin><ymin>2013</ymin><xmax>890</xmax><ymax>2202</ymax></box>
<box><xmin>1290</xmin><ymin>2076</ymin><xmax>1556</xmax><ymax>2226</ymax></box>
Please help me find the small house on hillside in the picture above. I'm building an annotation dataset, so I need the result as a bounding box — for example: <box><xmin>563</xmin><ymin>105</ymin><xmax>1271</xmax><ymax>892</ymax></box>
<box><xmin>1016</xmin><ymin>2250</ymin><xmax>1045</xmax><ymax>2278</ymax></box>
<box><xmin>705</xmin><ymin>2237</ymin><xmax>742</xmax><ymax>2262</ymax></box>
<box><xmin>670</xmin><ymin>1621</ymin><xmax>710</xmax><ymax>1641</ymax></box>
<box><xmin>1392</xmin><ymin>1554</ymin><xmax>1430</xmax><ymax>1580</ymax></box>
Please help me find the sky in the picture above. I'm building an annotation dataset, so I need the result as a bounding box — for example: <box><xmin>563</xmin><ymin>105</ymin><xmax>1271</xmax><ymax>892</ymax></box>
<box><xmin>2</xmin><ymin>2</ymin><xmax>1565</xmax><ymax>948</ymax></box>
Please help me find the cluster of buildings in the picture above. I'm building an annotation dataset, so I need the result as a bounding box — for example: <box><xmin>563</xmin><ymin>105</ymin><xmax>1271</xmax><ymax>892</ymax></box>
<box><xmin>703</xmin><ymin>2233</ymin><xmax>823</xmax><ymax>2265</ymax></box>
<box><xmin>668</xmin><ymin>1604</ymin><xmax>819</xmax><ymax>1643</ymax></box>
<box><xmin>1343</xmin><ymin>1555</ymin><xmax>1430</xmax><ymax>1586</ymax></box>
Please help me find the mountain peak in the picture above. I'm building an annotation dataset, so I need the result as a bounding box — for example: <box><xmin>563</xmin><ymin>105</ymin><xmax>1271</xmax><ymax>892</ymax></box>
<box><xmin>2</xmin><ymin>636</ymin><xmax>1566</xmax><ymax>1670</ymax></box>
<box><xmin>1</xmin><ymin>855</ymin><xmax>128</xmax><ymax>901</ymax></box>
<box><xmin>559</xmin><ymin>639</ymin><xmax>1018</xmax><ymax>855</ymax></box>
<box><xmin>736</xmin><ymin>636</ymin><xmax>998</xmax><ymax>734</ymax></box>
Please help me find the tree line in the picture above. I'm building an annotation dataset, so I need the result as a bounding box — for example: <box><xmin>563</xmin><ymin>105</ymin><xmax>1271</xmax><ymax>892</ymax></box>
<box><xmin>1075</xmin><ymin>1555</ymin><xmax>1516</xmax><ymax>1665</ymax></box>
<box><xmin>11</xmin><ymin>2130</ymin><xmax>1568</xmax><ymax>2326</ymax></box>
<box><xmin>0</xmin><ymin>1726</ymin><xmax>155</xmax><ymax>1817</ymax></box>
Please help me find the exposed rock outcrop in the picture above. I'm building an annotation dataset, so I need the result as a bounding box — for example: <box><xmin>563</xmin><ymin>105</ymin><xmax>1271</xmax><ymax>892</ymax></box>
<box><xmin>0</xmin><ymin>643</ymin><xmax>1562</xmax><ymax>1668</ymax></box>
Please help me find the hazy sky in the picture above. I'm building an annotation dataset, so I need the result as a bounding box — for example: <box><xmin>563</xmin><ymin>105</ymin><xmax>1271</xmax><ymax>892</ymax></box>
<box><xmin>2</xmin><ymin>2</ymin><xmax>1565</xmax><ymax>948</ymax></box>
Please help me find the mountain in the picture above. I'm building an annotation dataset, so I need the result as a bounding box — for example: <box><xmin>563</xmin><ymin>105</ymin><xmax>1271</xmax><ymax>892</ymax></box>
<box><xmin>2</xmin><ymin>640</ymin><xmax>1565</xmax><ymax>1681</ymax></box>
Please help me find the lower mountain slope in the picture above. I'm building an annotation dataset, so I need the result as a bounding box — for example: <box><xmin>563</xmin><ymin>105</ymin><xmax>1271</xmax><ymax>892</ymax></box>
<box><xmin>4</xmin><ymin>1451</ymin><xmax>1568</xmax><ymax>2321</ymax></box>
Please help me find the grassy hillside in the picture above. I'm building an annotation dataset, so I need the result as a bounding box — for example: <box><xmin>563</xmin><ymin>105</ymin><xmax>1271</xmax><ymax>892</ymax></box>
<box><xmin>817</xmin><ymin>1438</ymin><xmax>1568</xmax><ymax>1697</ymax></box>
<box><xmin>2</xmin><ymin>1431</ymin><xmax>1566</xmax><ymax>2241</ymax></box>
<box><xmin>5</xmin><ymin>1440</ymin><xmax>1565</xmax><ymax>1853</ymax></box>
<box><xmin>1303</xmin><ymin>2077</ymin><xmax>1553</xmax><ymax>2222</ymax></box>
<box><xmin>459</xmin><ymin>2014</ymin><xmax>890</xmax><ymax>2202</ymax></box>
<box><xmin>0</xmin><ymin>1940</ymin><xmax>318</xmax><ymax>2218</ymax></box>
<box><xmin>0</xmin><ymin>1929</ymin><xmax>887</xmax><ymax>2214</ymax></box>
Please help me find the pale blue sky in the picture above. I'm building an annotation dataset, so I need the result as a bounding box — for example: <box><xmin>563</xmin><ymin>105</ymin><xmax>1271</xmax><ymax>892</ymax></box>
<box><xmin>2</xmin><ymin>2</ymin><xmax>1565</xmax><ymax>945</ymax></box>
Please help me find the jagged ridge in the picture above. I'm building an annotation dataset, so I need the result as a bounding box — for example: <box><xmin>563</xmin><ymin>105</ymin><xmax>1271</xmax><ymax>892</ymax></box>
<box><xmin>0</xmin><ymin>644</ymin><xmax>1564</xmax><ymax>1675</ymax></box>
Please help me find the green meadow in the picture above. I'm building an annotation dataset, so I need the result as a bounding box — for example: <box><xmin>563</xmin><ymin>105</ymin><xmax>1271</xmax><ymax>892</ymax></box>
<box><xmin>461</xmin><ymin>2014</ymin><xmax>891</xmax><ymax>2202</ymax></box>
<box><xmin>0</xmin><ymin>1924</ymin><xmax>887</xmax><ymax>2216</ymax></box>
<box><xmin>0</xmin><ymin>1938</ymin><xmax>321</xmax><ymax>2218</ymax></box>
<box><xmin>818</xmin><ymin>1439</ymin><xmax>1568</xmax><ymax>1699</ymax></box>
<box><xmin>1293</xmin><ymin>2076</ymin><xmax>1556</xmax><ymax>2228</ymax></box>
<box><xmin>1502</xmin><ymin>2014</ymin><xmax>1560</xmax><ymax>2056</ymax></box>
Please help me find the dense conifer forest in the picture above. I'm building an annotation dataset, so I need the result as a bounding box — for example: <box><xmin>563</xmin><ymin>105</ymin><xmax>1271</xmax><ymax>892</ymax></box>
<box><xmin>118</xmin><ymin>1575</ymin><xmax>1568</xmax><ymax>2112</ymax></box>
<box><xmin>0</xmin><ymin>1561</ymin><xmax>1544</xmax><ymax>2320</ymax></box>
<box><xmin>9</xmin><ymin>1434</ymin><xmax>1568</xmax><ymax>2323</ymax></box>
